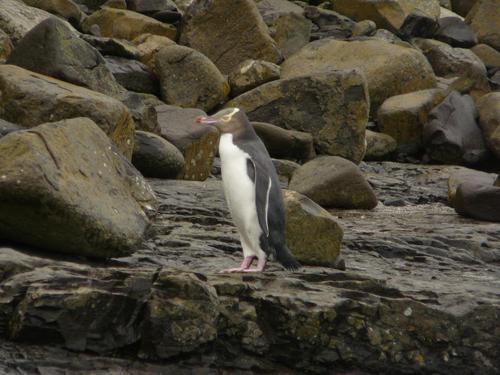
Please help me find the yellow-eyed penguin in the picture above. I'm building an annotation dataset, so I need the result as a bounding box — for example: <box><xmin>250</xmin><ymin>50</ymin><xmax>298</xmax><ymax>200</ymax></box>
<box><xmin>196</xmin><ymin>108</ymin><xmax>300</xmax><ymax>273</ymax></box>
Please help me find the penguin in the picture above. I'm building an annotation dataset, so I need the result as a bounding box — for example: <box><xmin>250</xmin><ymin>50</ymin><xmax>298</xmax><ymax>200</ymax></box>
<box><xmin>196</xmin><ymin>108</ymin><xmax>300</xmax><ymax>273</ymax></box>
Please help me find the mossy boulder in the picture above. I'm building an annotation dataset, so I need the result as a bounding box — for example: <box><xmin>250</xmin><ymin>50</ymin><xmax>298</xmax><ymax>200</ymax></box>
<box><xmin>284</xmin><ymin>190</ymin><xmax>343</xmax><ymax>267</ymax></box>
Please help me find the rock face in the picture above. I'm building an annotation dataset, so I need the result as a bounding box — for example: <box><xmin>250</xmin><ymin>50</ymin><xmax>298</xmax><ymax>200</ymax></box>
<box><xmin>7</xmin><ymin>17</ymin><xmax>124</xmax><ymax>98</ymax></box>
<box><xmin>455</xmin><ymin>182</ymin><xmax>500</xmax><ymax>222</ymax></box>
<box><xmin>132</xmin><ymin>131</ymin><xmax>185</xmax><ymax>179</ymax></box>
<box><xmin>283</xmin><ymin>190</ymin><xmax>343</xmax><ymax>267</ymax></box>
<box><xmin>364</xmin><ymin>130</ymin><xmax>397</xmax><ymax>161</ymax></box>
<box><xmin>155</xmin><ymin>105</ymin><xmax>219</xmax><ymax>181</ymax></box>
<box><xmin>82</xmin><ymin>7</ymin><xmax>177</xmax><ymax>41</ymax></box>
<box><xmin>465</xmin><ymin>0</ymin><xmax>500</xmax><ymax>51</ymax></box>
<box><xmin>0</xmin><ymin>118</ymin><xmax>156</xmax><ymax>258</ymax></box>
<box><xmin>0</xmin><ymin>65</ymin><xmax>134</xmax><ymax>158</ymax></box>
<box><xmin>226</xmin><ymin>70</ymin><xmax>369</xmax><ymax>164</ymax></box>
<box><xmin>179</xmin><ymin>0</ymin><xmax>282</xmax><ymax>74</ymax></box>
<box><xmin>331</xmin><ymin>0</ymin><xmax>441</xmax><ymax>31</ymax></box>
<box><xmin>228</xmin><ymin>59</ymin><xmax>281</xmax><ymax>97</ymax></box>
<box><xmin>105</xmin><ymin>56</ymin><xmax>159</xmax><ymax>95</ymax></box>
<box><xmin>252</xmin><ymin>122</ymin><xmax>315</xmax><ymax>161</ymax></box>
<box><xmin>477</xmin><ymin>92</ymin><xmax>500</xmax><ymax>158</ymax></box>
<box><xmin>0</xmin><ymin>0</ymin><xmax>54</xmax><ymax>44</ymax></box>
<box><xmin>423</xmin><ymin>91</ymin><xmax>488</xmax><ymax>165</ymax></box>
<box><xmin>289</xmin><ymin>156</ymin><xmax>378</xmax><ymax>209</ymax></box>
<box><xmin>155</xmin><ymin>45</ymin><xmax>229</xmax><ymax>112</ymax></box>
<box><xmin>378</xmin><ymin>88</ymin><xmax>446</xmax><ymax>154</ymax></box>
<box><xmin>282</xmin><ymin>38</ymin><xmax>437</xmax><ymax>114</ymax></box>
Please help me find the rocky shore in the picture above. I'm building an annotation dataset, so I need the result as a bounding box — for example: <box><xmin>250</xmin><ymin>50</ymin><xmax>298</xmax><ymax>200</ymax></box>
<box><xmin>0</xmin><ymin>0</ymin><xmax>499</xmax><ymax>374</ymax></box>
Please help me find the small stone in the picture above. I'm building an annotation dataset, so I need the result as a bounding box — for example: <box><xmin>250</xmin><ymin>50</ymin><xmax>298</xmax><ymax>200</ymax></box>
<box><xmin>465</xmin><ymin>0</ymin><xmax>500</xmax><ymax>51</ymax></box>
<box><xmin>364</xmin><ymin>130</ymin><xmax>397</xmax><ymax>161</ymax></box>
<box><xmin>228</xmin><ymin>59</ymin><xmax>280</xmax><ymax>97</ymax></box>
<box><xmin>352</xmin><ymin>20</ymin><xmax>376</xmax><ymax>37</ymax></box>
<box><xmin>455</xmin><ymin>182</ymin><xmax>500</xmax><ymax>222</ymax></box>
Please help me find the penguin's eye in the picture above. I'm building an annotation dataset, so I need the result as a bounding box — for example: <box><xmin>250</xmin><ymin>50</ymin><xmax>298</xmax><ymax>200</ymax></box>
<box><xmin>222</xmin><ymin>115</ymin><xmax>231</xmax><ymax>122</ymax></box>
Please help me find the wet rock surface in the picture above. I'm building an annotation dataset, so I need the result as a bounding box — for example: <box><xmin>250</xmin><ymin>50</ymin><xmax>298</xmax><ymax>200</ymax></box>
<box><xmin>1</xmin><ymin>162</ymin><xmax>499</xmax><ymax>374</ymax></box>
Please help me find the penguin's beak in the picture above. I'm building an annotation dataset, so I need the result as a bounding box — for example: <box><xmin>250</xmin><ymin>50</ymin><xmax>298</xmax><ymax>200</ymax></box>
<box><xmin>195</xmin><ymin>115</ymin><xmax>217</xmax><ymax>125</ymax></box>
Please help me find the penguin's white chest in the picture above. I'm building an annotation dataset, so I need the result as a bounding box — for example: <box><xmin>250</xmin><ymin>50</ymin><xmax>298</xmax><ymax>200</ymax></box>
<box><xmin>219</xmin><ymin>134</ymin><xmax>262</xmax><ymax>245</ymax></box>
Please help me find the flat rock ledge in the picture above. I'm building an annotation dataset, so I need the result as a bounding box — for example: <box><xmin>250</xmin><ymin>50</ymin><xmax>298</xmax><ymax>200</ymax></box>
<box><xmin>0</xmin><ymin>162</ymin><xmax>499</xmax><ymax>375</ymax></box>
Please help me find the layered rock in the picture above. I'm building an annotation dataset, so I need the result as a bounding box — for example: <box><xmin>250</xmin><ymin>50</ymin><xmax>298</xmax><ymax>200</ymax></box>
<box><xmin>8</xmin><ymin>17</ymin><xmax>124</xmax><ymax>98</ymax></box>
<box><xmin>226</xmin><ymin>70</ymin><xmax>368</xmax><ymax>163</ymax></box>
<box><xmin>132</xmin><ymin>131</ymin><xmax>185</xmax><ymax>179</ymax></box>
<box><xmin>179</xmin><ymin>0</ymin><xmax>282</xmax><ymax>74</ymax></box>
<box><xmin>155</xmin><ymin>45</ymin><xmax>229</xmax><ymax>112</ymax></box>
<box><xmin>281</xmin><ymin>38</ymin><xmax>437</xmax><ymax>113</ymax></box>
<box><xmin>283</xmin><ymin>190</ymin><xmax>343</xmax><ymax>266</ymax></box>
<box><xmin>0</xmin><ymin>65</ymin><xmax>134</xmax><ymax>158</ymax></box>
<box><xmin>82</xmin><ymin>7</ymin><xmax>176</xmax><ymax>41</ymax></box>
<box><xmin>465</xmin><ymin>0</ymin><xmax>500</xmax><ymax>51</ymax></box>
<box><xmin>477</xmin><ymin>92</ymin><xmax>500</xmax><ymax>158</ymax></box>
<box><xmin>378</xmin><ymin>88</ymin><xmax>446</xmax><ymax>154</ymax></box>
<box><xmin>0</xmin><ymin>118</ymin><xmax>156</xmax><ymax>258</ymax></box>
<box><xmin>289</xmin><ymin>156</ymin><xmax>378</xmax><ymax>209</ymax></box>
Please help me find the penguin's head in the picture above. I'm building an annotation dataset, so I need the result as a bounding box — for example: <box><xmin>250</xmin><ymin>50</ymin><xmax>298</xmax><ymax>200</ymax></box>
<box><xmin>196</xmin><ymin>108</ymin><xmax>250</xmax><ymax>134</ymax></box>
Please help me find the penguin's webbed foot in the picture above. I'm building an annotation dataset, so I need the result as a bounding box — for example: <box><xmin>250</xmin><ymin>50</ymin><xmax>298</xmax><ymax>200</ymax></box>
<box><xmin>219</xmin><ymin>256</ymin><xmax>256</xmax><ymax>274</ymax></box>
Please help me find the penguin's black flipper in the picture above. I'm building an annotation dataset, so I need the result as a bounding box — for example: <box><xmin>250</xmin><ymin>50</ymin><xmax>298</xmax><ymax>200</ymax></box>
<box><xmin>246</xmin><ymin>157</ymin><xmax>271</xmax><ymax>237</ymax></box>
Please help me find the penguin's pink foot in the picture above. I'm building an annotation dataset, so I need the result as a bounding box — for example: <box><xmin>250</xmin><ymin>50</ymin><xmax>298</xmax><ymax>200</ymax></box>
<box><xmin>243</xmin><ymin>258</ymin><xmax>266</xmax><ymax>273</ymax></box>
<box><xmin>220</xmin><ymin>256</ymin><xmax>255</xmax><ymax>273</ymax></box>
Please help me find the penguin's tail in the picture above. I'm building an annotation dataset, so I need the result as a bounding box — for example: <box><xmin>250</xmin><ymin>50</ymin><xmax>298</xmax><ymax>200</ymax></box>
<box><xmin>276</xmin><ymin>244</ymin><xmax>301</xmax><ymax>271</ymax></box>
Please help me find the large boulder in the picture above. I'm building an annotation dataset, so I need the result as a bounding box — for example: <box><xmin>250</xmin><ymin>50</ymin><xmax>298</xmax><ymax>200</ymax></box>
<box><xmin>252</xmin><ymin>122</ymin><xmax>315</xmax><ymax>161</ymax></box>
<box><xmin>289</xmin><ymin>156</ymin><xmax>378</xmax><ymax>209</ymax></box>
<box><xmin>132</xmin><ymin>33</ymin><xmax>175</xmax><ymax>69</ymax></box>
<box><xmin>477</xmin><ymin>92</ymin><xmax>500</xmax><ymax>159</ymax></box>
<box><xmin>423</xmin><ymin>91</ymin><xmax>488</xmax><ymax>165</ymax></box>
<box><xmin>331</xmin><ymin>0</ymin><xmax>441</xmax><ymax>31</ymax></box>
<box><xmin>155</xmin><ymin>45</ymin><xmax>229</xmax><ymax>112</ymax></box>
<box><xmin>0</xmin><ymin>0</ymin><xmax>54</xmax><ymax>45</ymax></box>
<box><xmin>127</xmin><ymin>0</ymin><xmax>178</xmax><ymax>15</ymax></box>
<box><xmin>82</xmin><ymin>7</ymin><xmax>176</xmax><ymax>41</ymax></box>
<box><xmin>105</xmin><ymin>56</ymin><xmax>159</xmax><ymax>95</ymax></box>
<box><xmin>281</xmin><ymin>38</ymin><xmax>437</xmax><ymax>114</ymax></box>
<box><xmin>225</xmin><ymin>70</ymin><xmax>369</xmax><ymax>164</ymax></box>
<box><xmin>378</xmin><ymin>88</ymin><xmax>446</xmax><ymax>154</ymax></box>
<box><xmin>455</xmin><ymin>181</ymin><xmax>500</xmax><ymax>222</ymax></box>
<box><xmin>21</xmin><ymin>0</ymin><xmax>84</xmax><ymax>25</ymax></box>
<box><xmin>228</xmin><ymin>59</ymin><xmax>281</xmax><ymax>97</ymax></box>
<box><xmin>471</xmin><ymin>44</ymin><xmax>500</xmax><ymax>69</ymax></box>
<box><xmin>81</xmin><ymin>34</ymin><xmax>141</xmax><ymax>60</ymax></box>
<box><xmin>283</xmin><ymin>190</ymin><xmax>343</xmax><ymax>267</ymax></box>
<box><xmin>447</xmin><ymin>168</ymin><xmax>496</xmax><ymax>205</ymax></box>
<box><xmin>7</xmin><ymin>17</ymin><xmax>124</xmax><ymax>98</ymax></box>
<box><xmin>0</xmin><ymin>118</ymin><xmax>156</xmax><ymax>258</ymax></box>
<box><xmin>155</xmin><ymin>105</ymin><xmax>219</xmax><ymax>181</ymax></box>
<box><xmin>132</xmin><ymin>131</ymin><xmax>185</xmax><ymax>179</ymax></box>
<box><xmin>434</xmin><ymin>17</ymin><xmax>477</xmax><ymax>47</ymax></box>
<box><xmin>465</xmin><ymin>0</ymin><xmax>500</xmax><ymax>51</ymax></box>
<box><xmin>0</xmin><ymin>65</ymin><xmax>134</xmax><ymax>159</ymax></box>
<box><xmin>179</xmin><ymin>0</ymin><xmax>282</xmax><ymax>74</ymax></box>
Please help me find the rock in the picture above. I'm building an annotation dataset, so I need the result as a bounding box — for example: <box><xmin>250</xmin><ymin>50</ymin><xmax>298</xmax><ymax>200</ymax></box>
<box><xmin>465</xmin><ymin>0</ymin><xmax>500</xmax><ymax>51</ymax></box>
<box><xmin>352</xmin><ymin>20</ymin><xmax>377</xmax><ymax>37</ymax></box>
<box><xmin>289</xmin><ymin>156</ymin><xmax>378</xmax><ymax>209</ymax></box>
<box><xmin>72</xmin><ymin>0</ymin><xmax>108</xmax><ymax>12</ymax></box>
<box><xmin>0</xmin><ymin>119</ymin><xmax>22</xmax><ymax>138</ymax></box>
<box><xmin>447</xmin><ymin>168</ymin><xmax>496</xmax><ymax>205</ymax></box>
<box><xmin>451</xmin><ymin>0</ymin><xmax>478</xmax><ymax>16</ymax></box>
<box><xmin>81</xmin><ymin>34</ymin><xmax>141</xmax><ymax>60</ymax></box>
<box><xmin>378</xmin><ymin>88</ymin><xmax>446</xmax><ymax>154</ymax></box>
<box><xmin>154</xmin><ymin>45</ymin><xmax>229</xmax><ymax>112</ymax></box>
<box><xmin>21</xmin><ymin>0</ymin><xmax>84</xmax><ymax>26</ymax></box>
<box><xmin>496</xmin><ymin>175</ymin><xmax>500</xmax><ymax>186</ymax></box>
<box><xmin>0</xmin><ymin>118</ymin><xmax>156</xmax><ymax>258</ymax></box>
<box><xmin>132</xmin><ymin>33</ymin><xmax>175</xmax><ymax>69</ymax></box>
<box><xmin>281</xmin><ymin>38</ymin><xmax>437</xmax><ymax>114</ymax></box>
<box><xmin>7</xmin><ymin>17</ymin><xmax>124</xmax><ymax>98</ymax></box>
<box><xmin>439</xmin><ymin>6</ymin><xmax>465</xmax><ymax>20</ymax></box>
<box><xmin>364</xmin><ymin>129</ymin><xmax>397</xmax><ymax>160</ymax></box>
<box><xmin>121</xmin><ymin>91</ymin><xmax>163</xmax><ymax>133</ymax></box>
<box><xmin>471</xmin><ymin>44</ymin><xmax>500</xmax><ymax>69</ymax></box>
<box><xmin>477</xmin><ymin>92</ymin><xmax>500</xmax><ymax>159</ymax></box>
<box><xmin>228</xmin><ymin>59</ymin><xmax>280</xmax><ymax>97</ymax></box>
<box><xmin>82</xmin><ymin>7</ymin><xmax>177</xmax><ymax>41</ymax></box>
<box><xmin>423</xmin><ymin>91</ymin><xmax>488</xmax><ymax>165</ymax></box>
<box><xmin>252</xmin><ymin>122</ymin><xmax>315</xmax><ymax>161</ymax></box>
<box><xmin>0</xmin><ymin>65</ymin><xmax>134</xmax><ymax>159</ymax></box>
<box><xmin>398</xmin><ymin>10</ymin><xmax>439</xmax><ymax>39</ymax></box>
<box><xmin>151</xmin><ymin>9</ymin><xmax>182</xmax><ymax>23</ymax></box>
<box><xmin>132</xmin><ymin>130</ymin><xmax>185</xmax><ymax>179</ymax></box>
<box><xmin>422</xmin><ymin>39</ymin><xmax>490</xmax><ymax>95</ymax></box>
<box><xmin>434</xmin><ymin>16</ymin><xmax>477</xmax><ymax>47</ymax></box>
<box><xmin>179</xmin><ymin>0</ymin><xmax>282</xmax><ymax>74</ymax></box>
<box><xmin>127</xmin><ymin>0</ymin><xmax>178</xmax><ymax>15</ymax></box>
<box><xmin>155</xmin><ymin>105</ymin><xmax>219</xmax><ymax>181</ymax></box>
<box><xmin>0</xmin><ymin>30</ymin><xmax>12</xmax><ymax>62</ymax></box>
<box><xmin>105</xmin><ymin>56</ymin><xmax>159</xmax><ymax>95</ymax></box>
<box><xmin>455</xmin><ymin>181</ymin><xmax>500</xmax><ymax>222</ymax></box>
<box><xmin>225</xmin><ymin>70</ymin><xmax>369</xmax><ymax>164</ymax></box>
<box><xmin>272</xmin><ymin>158</ymin><xmax>300</xmax><ymax>184</ymax></box>
<box><xmin>104</xmin><ymin>0</ymin><xmax>127</xmax><ymax>9</ymax></box>
<box><xmin>257</xmin><ymin>0</ymin><xmax>312</xmax><ymax>58</ymax></box>
<box><xmin>283</xmin><ymin>190</ymin><xmax>343</xmax><ymax>266</ymax></box>
<box><xmin>372</xmin><ymin>28</ymin><xmax>404</xmax><ymax>43</ymax></box>
<box><xmin>0</xmin><ymin>0</ymin><xmax>54</xmax><ymax>45</ymax></box>
<box><xmin>303</xmin><ymin>5</ymin><xmax>355</xmax><ymax>40</ymax></box>
<box><xmin>331</xmin><ymin>0</ymin><xmax>441</xmax><ymax>31</ymax></box>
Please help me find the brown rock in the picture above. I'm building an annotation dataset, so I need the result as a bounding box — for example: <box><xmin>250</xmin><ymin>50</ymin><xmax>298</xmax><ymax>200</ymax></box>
<box><xmin>450</xmin><ymin>0</ymin><xmax>478</xmax><ymax>17</ymax></box>
<box><xmin>0</xmin><ymin>29</ymin><xmax>12</xmax><ymax>62</ymax></box>
<box><xmin>22</xmin><ymin>0</ymin><xmax>84</xmax><ymax>25</ymax></box>
<box><xmin>455</xmin><ymin>181</ymin><xmax>500</xmax><ymax>222</ymax></box>
<box><xmin>132</xmin><ymin>33</ymin><xmax>176</xmax><ymax>69</ymax></box>
<box><xmin>471</xmin><ymin>44</ymin><xmax>500</xmax><ymax>69</ymax></box>
<box><xmin>465</xmin><ymin>0</ymin><xmax>500</xmax><ymax>51</ymax></box>
<box><xmin>447</xmin><ymin>168</ymin><xmax>496</xmax><ymax>205</ymax></box>
<box><xmin>477</xmin><ymin>92</ymin><xmax>500</xmax><ymax>159</ymax></box>
<box><xmin>179</xmin><ymin>0</ymin><xmax>282</xmax><ymax>74</ymax></box>
<box><xmin>228</xmin><ymin>59</ymin><xmax>281</xmax><ymax>97</ymax></box>
<box><xmin>364</xmin><ymin>129</ymin><xmax>397</xmax><ymax>160</ymax></box>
